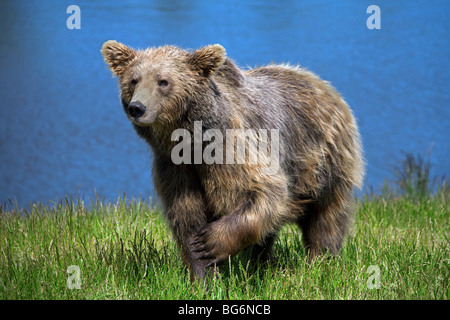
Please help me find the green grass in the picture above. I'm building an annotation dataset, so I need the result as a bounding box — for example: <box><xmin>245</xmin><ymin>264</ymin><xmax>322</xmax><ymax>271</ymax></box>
<box><xmin>0</xmin><ymin>191</ymin><xmax>448</xmax><ymax>300</ymax></box>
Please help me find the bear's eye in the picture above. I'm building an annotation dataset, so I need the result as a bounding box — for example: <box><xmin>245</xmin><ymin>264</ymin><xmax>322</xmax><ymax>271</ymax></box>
<box><xmin>158</xmin><ymin>80</ymin><xmax>169</xmax><ymax>87</ymax></box>
<box><xmin>130</xmin><ymin>79</ymin><xmax>138</xmax><ymax>86</ymax></box>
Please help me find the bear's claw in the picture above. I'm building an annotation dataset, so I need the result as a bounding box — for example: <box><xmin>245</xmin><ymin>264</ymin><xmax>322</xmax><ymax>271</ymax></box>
<box><xmin>190</xmin><ymin>223</ymin><xmax>229</xmax><ymax>267</ymax></box>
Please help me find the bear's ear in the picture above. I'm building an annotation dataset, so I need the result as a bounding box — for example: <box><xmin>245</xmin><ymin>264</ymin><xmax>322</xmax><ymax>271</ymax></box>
<box><xmin>188</xmin><ymin>44</ymin><xmax>226</xmax><ymax>77</ymax></box>
<box><xmin>101</xmin><ymin>40</ymin><xmax>137</xmax><ymax>76</ymax></box>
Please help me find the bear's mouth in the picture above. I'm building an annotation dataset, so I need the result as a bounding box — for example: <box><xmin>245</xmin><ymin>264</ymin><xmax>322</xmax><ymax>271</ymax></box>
<box><xmin>129</xmin><ymin>111</ymin><xmax>158</xmax><ymax>127</ymax></box>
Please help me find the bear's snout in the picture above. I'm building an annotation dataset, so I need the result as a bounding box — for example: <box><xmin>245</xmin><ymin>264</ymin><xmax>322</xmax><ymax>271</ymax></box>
<box><xmin>128</xmin><ymin>101</ymin><xmax>146</xmax><ymax>119</ymax></box>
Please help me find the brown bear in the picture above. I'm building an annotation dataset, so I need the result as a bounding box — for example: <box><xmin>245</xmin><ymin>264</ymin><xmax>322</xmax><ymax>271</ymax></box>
<box><xmin>101</xmin><ymin>40</ymin><xmax>364</xmax><ymax>281</ymax></box>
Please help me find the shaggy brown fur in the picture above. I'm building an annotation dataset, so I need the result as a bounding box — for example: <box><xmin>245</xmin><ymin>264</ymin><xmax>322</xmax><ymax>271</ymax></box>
<box><xmin>101</xmin><ymin>40</ymin><xmax>364</xmax><ymax>281</ymax></box>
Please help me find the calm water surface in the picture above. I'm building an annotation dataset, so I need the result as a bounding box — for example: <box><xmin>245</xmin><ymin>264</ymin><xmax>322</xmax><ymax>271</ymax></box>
<box><xmin>0</xmin><ymin>0</ymin><xmax>449</xmax><ymax>207</ymax></box>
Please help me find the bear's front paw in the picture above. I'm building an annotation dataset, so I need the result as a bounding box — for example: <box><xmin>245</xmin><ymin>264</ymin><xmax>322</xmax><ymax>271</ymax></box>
<box><xmin>190</xmin><ymin>224</ymin><xmax>230</xmax><ymax>268</ymax></box>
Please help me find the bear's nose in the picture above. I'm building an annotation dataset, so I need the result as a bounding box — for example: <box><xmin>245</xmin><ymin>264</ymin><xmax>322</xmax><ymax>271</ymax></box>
<box><xmin>128</xmin><ymin>101</ymin><xmax>146</xmax><ymax>118</ymax></box>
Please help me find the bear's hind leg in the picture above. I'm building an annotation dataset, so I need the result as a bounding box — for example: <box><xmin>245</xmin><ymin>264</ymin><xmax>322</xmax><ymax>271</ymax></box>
<box><xmin>298</xmin><ymin>196</ymin><xmax>354</xmax><ymax>260</ymax></box>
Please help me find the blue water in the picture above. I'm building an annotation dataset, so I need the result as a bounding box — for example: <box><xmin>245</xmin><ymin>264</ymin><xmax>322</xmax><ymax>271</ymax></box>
<box><xmin>1</xmin><ymin>0</ymin><xmax>449</xmax><ymax>208</ymax></box>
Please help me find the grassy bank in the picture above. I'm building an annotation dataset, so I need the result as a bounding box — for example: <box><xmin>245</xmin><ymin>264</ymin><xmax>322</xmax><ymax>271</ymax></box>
<box><xmin>0</xmin><ymin>191</ymin><xmax>448</xmax><ymax>300</ymax></box>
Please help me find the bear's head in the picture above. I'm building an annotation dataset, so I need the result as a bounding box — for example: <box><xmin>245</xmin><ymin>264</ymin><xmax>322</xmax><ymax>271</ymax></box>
<box><xmin>101</xmin><ymin>40</ymin><xmax>226</xmax><ymax>127</ymax></box>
